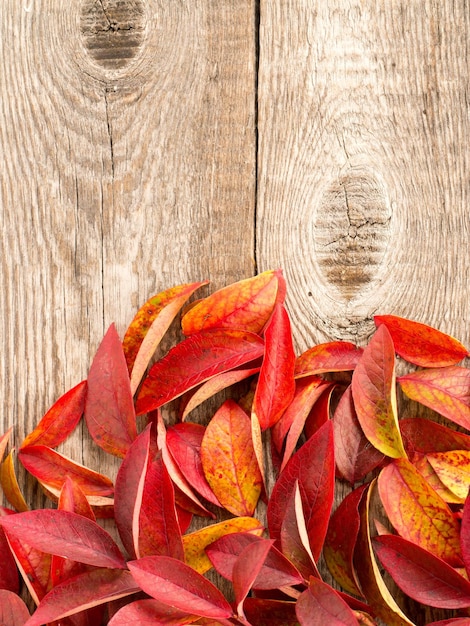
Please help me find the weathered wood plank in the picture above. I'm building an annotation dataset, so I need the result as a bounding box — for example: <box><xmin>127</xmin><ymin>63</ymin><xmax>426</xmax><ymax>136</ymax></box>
<box><xmin>0</xmin><ymin>0</ymin><xmax>256</xmax><ymax>503</ymax></box>
<box><xmin>258</xmin><ymin>0</ymin><xmax>470</xmax><ymax>352</ymax></box>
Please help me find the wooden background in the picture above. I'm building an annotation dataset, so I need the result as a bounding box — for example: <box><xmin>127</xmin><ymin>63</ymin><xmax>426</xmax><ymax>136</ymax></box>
<box><xmin>1</xmin><ymin>1</ymin><xmax>469</xmax><ymax>623</ymax></box>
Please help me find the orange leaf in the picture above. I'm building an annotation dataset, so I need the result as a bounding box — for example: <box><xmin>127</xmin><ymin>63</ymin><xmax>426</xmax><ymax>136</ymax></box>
<box><xmin>295</xmin><ymin>341</ymin><xmax>363</xmax><ymax>378</ymax></box>
<box><xmin>351</xmin><ymin>324</ymin><xmax>406</xmax><ymax>458</ymax></box>
<box><xmin>0</xmin><ymin>450</ymin><xmax>29</xmax><ymax>512</ymax></box>
<box><xmin>122</xmin><ymin>281</ymin><xmax>208</xmax><ymax>394</ymax></box>
<box><xmin>378</xmin><ymin>458</ymin><xmax>462</xmax><ymax>566</ymax></box>
<box><xmin>182</xmin><ymin>517</ymin><xmax>264</xmax><ymax>574</ymax></box>
<box><xmin>21</xmin><ymin>381</ymin><xmax>87</xmax><ymax>449</ymax></box>
<box><xmin>0</xmin><ymin>427</ymin><xmax>13</xmax><ymax>463</ymax></box>
<box><xmin>374</xmin><ymin>315</ymin><xmax>469</xmax><ymax>367</ymax></box>
<box><xmin>398</xmin><ymin>366</ymin><xmax>470</xmax><ymax>430</ymax></box>
<box><xmin>252</xmin><ymin>304</ymin><xmax>296</xmax><ymax>430</ymax></box>
<box><xmin>201</xmin><ymin>400</ymin><xmax>263</xmax><ymax>517</ymax></box>
<box><xmin>181</xmin><ymin>269</ymin><xmax>284</xmax><ymax>335</ymax></box>
<box><xmin>353</xmin><ymin>481</ymin><xmax>415</xmax><ymax>625</ymax></box>
<box><xmin>426</xmin><ymin>451</ymin><xmax>470</xmax><ymax>501</ymax></box>
<box><xmin>136</xmin><ymin>329</ymin><xmax>264</xmax><ymax>415</ymax></box>
<box><xmin>412</xmin><ymin>455</ymin><xmax>463</xmax><ymax>504</ymax></box>
<box><xmin>18</xmin><ymin>445</ymin><xmax>114</xmax><ymax>497</ymax></box>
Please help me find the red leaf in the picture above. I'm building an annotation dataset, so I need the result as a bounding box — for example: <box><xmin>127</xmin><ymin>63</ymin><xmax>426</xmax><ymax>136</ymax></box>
<box><xmin>122</xmin><ymin>281</ymin><xmax>208</xmax><ymax>394</ymax></box>
<box><xmin>108</xmin><ymin>598</ymin><xmax>197</xmax><ymax>626</ymax></box>
<box><xmin>400</xmin><ymin>417</ymin><xmax>470</xmax><ymax>456</ymax></box>
<box><xmin>279</xmin><ymin>482</ymin><xmax>320</xmax><ymax>580</ymax></box>
<box><xmin>0</xmin><ymin>521</ymin><xmax>19</xmax><ymax>593</ymax></box>
<box><xmin>85</xmin><ymin>324</ymin><xmax>137</xmax><ymax>457</ymax></box>
<box><xmin>459</xmin><ymin>493</ymin><xmax>470</xmax><ymax>578</ymax></box>
<box><xmin>244</xmin><ymin>598</ymin><xmax>299</xmax><ymax>626</ymax></box>
<box><xmin>295</xmin><ymin>578</ymin><xmax>360</xmax><ymax>626</ymax></box>
<box><xmin>127</xmin><ymin>556</ymin><xmax>233</xmax><ymax>619</ymax></box>
<box><xmin>18</xmin><ymin>445</ymin><xmax>114</xmax><ymax>496</ymax></box>
<box><xmin>232</xmin><ymin>538</ymin><xmax>274</xmax><ymax>616</ymax></box>
<box><xmin>23</xmin><ymin>569</ymin><xmax>139</xmax><ymax>626</ymax></box>
<box><xmin>166</xmin><ymin>423</ymin><xmax>221</xmax><ymax>507</ymax></box>
<box><xmin>373</xmin><ymin>534</ymin><xmax>470</xmax><ymax>609</ymax></box>
<box><xmin>295</xmin><ymin>341</ymin><xmax>363</xmax><ymax>377</ymax></box>
<box><xmin>267</xmin><ymin>421</ymin><xmax>335</xmax><ymax>561</ymax></box>
<box><xmin>0</xmin><ymin>510</ymin><xmax>126</xmax><ymax>569</ymax></box>
<box><xmin>206</xmin><ymin>532</ymin><xmax>303</xmax><ymax>590</ymax></box>
<box><xmin>0</xmin><ymin>590</ymin><xmax>30</xmax><ymax>625</ymax></box>
<box><xmin>181</xmin><ymin>269</ymin><xmax>283</xmax><ymax>336</ymax></box>
<box><xmin>323</xmin><ymin>484</ymin><xmax>367</xmax><ymax>597</ymax></box>
<box><xmin>374</xmin><ymin>315</ymin><xmax>469</xmax><ymax>367</ymax></box>
<box><xmin>427</xmin><ymin>620</ymin><xmax>470</xmax><ymax>626</ymax></box>
<box><xmin>351</xmin><ymin>324</ymin><xmax>406</xmax><ymax>458</ymax></box>
<box><xmin>378</xmin><ymin>458</ymin><xmax>462</xmax><ymax>566</ymax></box>
<box><xmin>114</xmin><ymin>425</ymin><xmax>153</xmax><ymax>559</ymax></box>
<box><xmin>138</xmin><ymin>453</ymin><xmax>184</xmax><ymax>560</ymax></box>
<box><xmin>201</xmin><ymin>400</ymin><xmax>262</xmax><ymax>517</ymax></box>
<box><xmin>398</xmin><ymin>366</ymin><xmax>470</xmax><ymax>430</ymax></box>
<box><xmin>181</xmin><ymin>366</ymin><xmax>260</xmax><ymax>420</ymax></box>
<box><xmin>271</xmin><ymin>376</ymin><xmax>326</xmax><ymax>453</ymax></box>
<box><xmin>333</xmin><ymin>386</ymin><xmax>385</xmax><ymax>484</ymax></box>
<box><xmin>136</xmin><ymin>329</ymin><xmax>265</xmax><ymax>415</ymax></box>
<box><xmin>21</xmin><ymin>381</ymin><xmax>87</xmax><ymax>449</ymax></box>
<box><xmin>252</xmin><ymin>304</ymin><xmax>296</xmax><ymax>430</ymax></box>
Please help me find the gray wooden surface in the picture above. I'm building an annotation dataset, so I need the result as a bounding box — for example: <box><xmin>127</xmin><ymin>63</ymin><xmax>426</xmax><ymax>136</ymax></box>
<box><xmin>1</xmin><ymin>2</ymin><xmax>469</xmax><ymax>624</ymax></box>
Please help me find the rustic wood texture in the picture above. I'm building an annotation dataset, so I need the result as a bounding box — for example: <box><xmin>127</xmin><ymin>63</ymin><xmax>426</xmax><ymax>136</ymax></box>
<box><xmin>258</xmin><ymin>1</ymin><xmax>470</xmax><ymax>353</ymax></box>
<box><xmin>1</xmin><ymin>1</ymin><xmax>469</xmax><ymax>623</ymax></box>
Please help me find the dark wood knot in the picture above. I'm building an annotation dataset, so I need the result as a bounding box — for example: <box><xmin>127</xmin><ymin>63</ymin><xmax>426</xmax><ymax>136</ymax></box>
<box><xmin>80</xmin><ymin>0</ymin><xmax>145</xmax><ymax>70</ymax></box>
<box><xmin>313</xmin><ymin>169</ymin><xmax>392</xmax><ymax>300</ymax></box>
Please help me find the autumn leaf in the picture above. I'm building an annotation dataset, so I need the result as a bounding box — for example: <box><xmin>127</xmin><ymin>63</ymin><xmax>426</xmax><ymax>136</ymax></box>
<box><xmin>373</xmin><ymin>534</ymin><xmax>470</xmax><ymax>609</ymax></box>
<box><xmin>0</xmin><ymin>590</ymin><xmax>30</xmax><ymax>625</ymax></box>
<box><xmin>426</xmin><ymin>451</ymin><xmax>470</xmax><ymax>500</ymax></box>
<box><xmin>280</xmin><ymin>481</ymin><xmax>320</xmax><ymax>581</ymax></box>
<box><xmin>400</xmin><ymin>417</ymin><xmax>470</xmax><ymax>457</ymax></box>
<box><xmin>181</xmin><ymin>269</ymin><xmax>283</xmax><ymax>336</ymax></box>
<box><xmin>137</xmin><ymin>453</ymin><xmax>184</xmax><ymax>560</ymax></box>
<box><xmin>0</xmin><ymin>509</ymin><xmax>19</xmax><ymax>593</ymax></box>
<box><xmin>459</xmin><ymin>492</ymin><xmax>470</xmax><ymax>578</ymax></box>
<box><xmin>353</xmin><ymin>481</ymin><xmax>415</xmax><ymax>626</ymax></box>
<box><xmin>271</xmin><ymin>375</ymin><xmax>326</xmax><ymax>454</ymax></box>
<box><xmin>323</xmin><ymin>484</ymin><xmax>367</xmax><ymax>597</ymax></box>
<box><xmin>0</xmin><ymin>509</ymin><xmax>126</xmax><ymax>569</ymax></box>
<box><xmin>85</xmin><ymin>324</ymin><xmax>137</xmax><ymax>457</ymax></box>
<box><xmin>295</xmin><ymin>578</ymin><xmax>360</xmax><ymax>626</ymax></box>
<box><xmin>351</xmin><ymin>324</ymin><xmax>406</xmax><ymax>458</ymax></box>
<box><xmin>136</xmin><ymin>329</ymin><xmax>264</xmax><ymax>415</ymax></box>
<box><xmin>412</xmin><ymin>455</ymin><xmax>463</xmax><ymax>504</ymax></box>
<box><xmin>295</xmin><ymin>341</ymin><xmax>363</xmax><ymax>378</ymax></box>
<box><xmin>206</xmin><ymin>532</ymin><xmax>303</xmax><ymax>590</ymax></box>
<box><xmin>201</xmin><ymin>399</ymin><xmax>262</xmax><ymax>517</ymax></box>
<box><xmin>18</xmin><ymin>445</ymin><xmax>114</xmax><ymax>497</ymax></box>
<box><xmin>22</xmin><ymin>569</ymin><xmax>139</xmax><ymax>626</ymax></box>
<box><xmin>180</xmin><ymin>366</ymin><xmax>260</xmax><ymax>420</ymax></box>
<box><xmin>127</xmin><ymin>556</ymin><xmax>234</xmax><ymax>620</ymax></box>
<box><xmin>252</xmin><ymin>303</ymin><xmax>296</xmax><ymax>430</ymax></box>
<box><xmin>21</xmin><ymin>381</ymin><xmax>87</xmax><ymax>449</ymax></box>
<box><xmin>182</xmin><ymin>517</ymin><xmax>264</xmax><ymax>574</ymax></box>
<box><xmin>377</xmin><ymin>458</ymin><xmax>462</xmax><ymax>566</ymax></box>
<box><xmin>0</xmin><ymin>427</ymin><xmax>13</xmax><ymax>462</ymax></box>
<box><xmin>333</xmin><ymin>386</ymin><xmax>385</xmax><ymax>484</ymax></box>
<box><xmin>0</xmin><ymin>449</ymin><xmax>29</xmax><ymax>511</ymax></box>
<box><xmin>166</xmin><ymin>422</ymin><xmax>221</xmax><ymax>507</ymax></box>
<box><xmin>232</xmin><ymin>538</ymin><xmax>274</xmax><ymax>618</ymax></box>
<box><xmin>244</xmin><ymin>598</ymin><xmax>299</xmax><ymax>626</ymax></box>
<box><xmin>108</xmin><ymin>598</ymin><xmax>197</xmax><ymax>626</ymax></box>
<box><xmin>267</xmin><ymin>421</ymin><xmax>335</xmax><ymax>561</ymax></box>
<box><xmin>398</xmin><ymin>366</ymin><xmax>470</xmax><ymax>430</ymax></box>
<box><xmin>4</xmin><ymin>533</ymin><xmax>52</xmax><ymax>604</ymax></box>
<box><xmin>374</xmin><ymin>315</ymin><xmax>469</xmax><ymax>367</ymax></box>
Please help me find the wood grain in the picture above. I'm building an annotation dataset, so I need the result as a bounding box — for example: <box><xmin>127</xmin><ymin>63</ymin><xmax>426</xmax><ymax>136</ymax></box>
<box><xmin>0</xmin><ymin>0</ymin><xmax>256</xmax><ymax>500</ymax></box>
<box><xmin>258</xmin><ymin>0</ymin><xmax>470</xmax><ymax>355</ymax></box>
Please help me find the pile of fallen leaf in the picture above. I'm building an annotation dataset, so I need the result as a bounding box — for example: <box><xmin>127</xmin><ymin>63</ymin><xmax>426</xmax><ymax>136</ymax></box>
<box><xmin>1</xmin><ymin>269</ymin><xmax>470</xmax><ymax>626</ymax></box>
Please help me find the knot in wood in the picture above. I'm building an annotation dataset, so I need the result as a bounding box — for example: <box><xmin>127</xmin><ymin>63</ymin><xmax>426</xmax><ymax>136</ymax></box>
<box><xmin>80</xmin><ymin>0</ymin><xmax>145</xmax><ymax>70</ymax></box>
<box><xmin>313</xmin><ymin>170</ymin><xmax>391</xmax><ymax>300</ymax></box>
